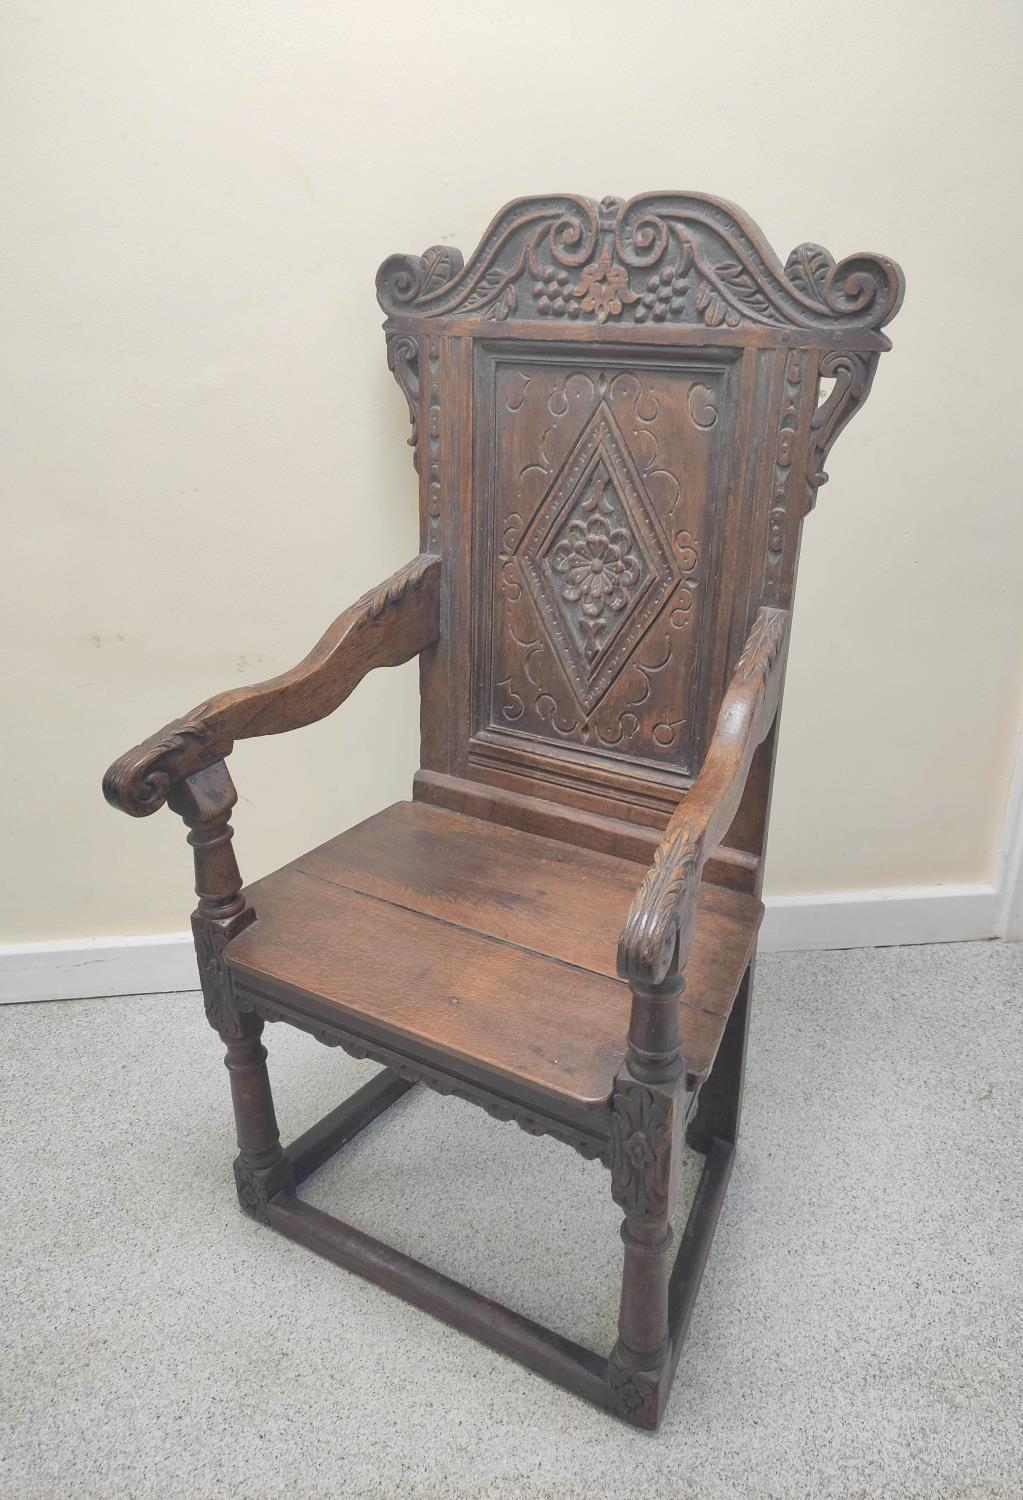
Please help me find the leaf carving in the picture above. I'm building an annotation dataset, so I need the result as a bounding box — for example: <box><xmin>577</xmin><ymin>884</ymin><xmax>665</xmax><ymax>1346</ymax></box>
<box><xmin>617</xmin><ymin>823</ymin><xmax>701</xmax><ymax>985</ymax></box>
<box><xmin>784</xmin><ymin>243</ymin><xmax>832</xmax><ymax>305</ymax></box>
<box><xmin>481</xmin><ymin>284</ymin><xmax>517</xmax><ymax>321</ymax></box>
<box><xmin>377</xmin><ymin>195</ymin><xmax>902</xmax><ymax>331</ymax></box>
<box><xmin>609</xmin><ymin>1080</ymin><xmax>673</xmax><ymax>1217</ymax></box>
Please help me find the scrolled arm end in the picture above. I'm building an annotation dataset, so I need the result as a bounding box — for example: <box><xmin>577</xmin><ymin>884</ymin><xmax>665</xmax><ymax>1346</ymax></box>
<box><xmin>103</xmin><ymin>553</ymin><xmax>442</xmax><ymax>819</ymax></box>
<box><xmin>102</xmin><ymin>710</ymin><xmax>229</xmax><ymax>818</ymax></box>
<box><xmin>617</xmin><ymin>826</ymin><xmax>701</xmax><ymax>989</ymax></box>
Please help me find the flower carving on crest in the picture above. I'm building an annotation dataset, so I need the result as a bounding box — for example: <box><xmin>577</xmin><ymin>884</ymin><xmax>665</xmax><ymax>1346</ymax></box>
<box><xmin>573</xmin><ymin>240</ymin><xmax>638</xmax><ymax>323</ymax></box>
<box><xmin>552</xmin><ymin>514</ymin><xmax>641</xmax><ymax>622</ymax></box>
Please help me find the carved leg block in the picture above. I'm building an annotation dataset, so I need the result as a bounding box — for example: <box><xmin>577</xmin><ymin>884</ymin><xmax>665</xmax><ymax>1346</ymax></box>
<box><xmin>606</xmin><ymin>1353</ymin><xmax>672</xmax><ymax>1430</ymax></box>
<box><xmin>607</xmin><ymin>1072</ymin><xmax>679</xmax><ymax>1429</ymax></box>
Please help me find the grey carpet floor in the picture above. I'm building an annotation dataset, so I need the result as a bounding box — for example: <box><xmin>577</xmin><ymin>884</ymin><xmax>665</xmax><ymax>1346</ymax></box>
<box><xmin>1</xmin><ymin>941</ymin><xmax>1020</xmax><ymax>1500</ymax></box>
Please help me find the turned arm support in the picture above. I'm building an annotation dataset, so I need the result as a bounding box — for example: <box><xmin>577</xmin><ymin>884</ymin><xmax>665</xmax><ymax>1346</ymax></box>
<box><xmin>618</xmin><ymin>607</ymin><xmax>791</xmax><ymax>998</ymax></box>
<box><xmin>103</xmin><ymin>554</ymin><xmax>441</xmax><ymax>818</ymax></box>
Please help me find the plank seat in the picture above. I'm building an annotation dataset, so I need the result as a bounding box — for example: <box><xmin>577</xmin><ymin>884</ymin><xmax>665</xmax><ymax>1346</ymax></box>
<box><xmin>226</xmin><ymin>801</ymin><xmax>763</xmax><ymax>1117</ymax></box>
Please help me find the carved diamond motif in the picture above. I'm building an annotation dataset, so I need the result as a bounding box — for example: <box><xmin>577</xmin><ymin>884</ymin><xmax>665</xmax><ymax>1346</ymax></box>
<box><xmin>518</xmin><ymin>402</ymin><xmax>676</xmax><ymax>714</ymax></box>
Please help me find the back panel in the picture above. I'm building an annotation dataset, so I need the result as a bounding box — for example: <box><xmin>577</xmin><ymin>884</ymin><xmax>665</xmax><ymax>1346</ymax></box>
<box><xmin>474</xmin><ymin>340</ymin><xmax>742</xmax><ymax>791</ymax></box>
<box><xmin>377</xmin><ymin>194</ymin><xmax>900</xmax><ymax>842</ymax></box>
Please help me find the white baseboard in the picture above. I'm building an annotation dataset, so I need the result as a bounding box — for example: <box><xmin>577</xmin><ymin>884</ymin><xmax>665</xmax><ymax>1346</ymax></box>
<box><xmin>996</xmin><ymin>721</ymin><xmax>1023</xmax><ymax>942</ymax></box>
<box><xmin>758</xmin><ymin>882</ymin><xmax>999</xmax><ymax>953</ymax></box>
<box><xmin>0</xmin><ymin>934</ymin><xmax>198</xmax><ymax>1005</ymax></box>
<box><xmin>0</xmin><ymin>882</ymin><xmax>1003</xmax><ymax>1004</ymax></box>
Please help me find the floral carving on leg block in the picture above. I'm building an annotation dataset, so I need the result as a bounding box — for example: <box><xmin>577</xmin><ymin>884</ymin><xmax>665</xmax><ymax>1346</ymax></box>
<box><xmin>605</xmin><ymin>1347</ymin><xmax>663</xmax><ymax>1430</ymax></box>
<box><xmin>609</xmin><ymin>1078</ymin><xmax>674</xmax><ymax>1218</ymax></box>
<box><xmin>233</xmin><ymin>1152</ymin><xmax>293</xmax><ymax>1224</ymax></box>
<box><xmin>191</xmin><ymin>909</ymin><xmax>255</xmax><ymax>1039</ymax></box>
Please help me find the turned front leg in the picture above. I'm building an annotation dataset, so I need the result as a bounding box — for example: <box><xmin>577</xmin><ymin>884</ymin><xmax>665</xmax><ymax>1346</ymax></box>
<box><xmin>168</xmin><ymin>760</ymin><xmax>293</xmax><ymax>1219</ymax></box>
<box><xmin>605</xmin><ymin>973</ymin><xmax>685</xmax><ymax>1429</ymax></box>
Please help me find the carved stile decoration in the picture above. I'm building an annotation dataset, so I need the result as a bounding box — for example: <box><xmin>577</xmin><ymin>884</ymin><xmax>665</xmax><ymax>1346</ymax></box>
<box><xmin>103</xmin><ymin>191</ymin><xmax>902</xmax><ymax>1430</ymax></box>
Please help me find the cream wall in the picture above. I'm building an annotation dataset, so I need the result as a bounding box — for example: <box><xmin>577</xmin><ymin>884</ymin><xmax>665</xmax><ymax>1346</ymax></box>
<box><xmin>3</xmin><ymin>0</ymin><xmax>1022</xmax><ymax>944</ymax></box>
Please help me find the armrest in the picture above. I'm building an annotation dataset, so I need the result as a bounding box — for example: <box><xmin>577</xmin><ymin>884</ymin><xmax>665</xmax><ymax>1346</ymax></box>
<box><xmin>617</xmin><ymin>606</ymin><xmax>790</xmax><ymax>989</ymax></box>
<box><xmin>103</xmin><ymin>553</ymin><xmax>441</xmax><ymax>817</ymax></box>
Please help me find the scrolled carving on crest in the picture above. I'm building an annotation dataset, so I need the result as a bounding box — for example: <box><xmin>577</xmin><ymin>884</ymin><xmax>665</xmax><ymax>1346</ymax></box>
<box><xmin>785</xmin><ymin>242</ymin><xmax>903</xmax><ymax>326</ymax></box>
<box><xmin>377</xmin><ymin>193</ymin><xmax>904</xmax><ymax>334</ymax></box>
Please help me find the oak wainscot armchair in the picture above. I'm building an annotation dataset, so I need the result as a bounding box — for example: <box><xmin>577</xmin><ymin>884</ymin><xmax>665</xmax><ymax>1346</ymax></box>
<box><xmin>104</xmin><ymin>193</ymin><xmax>903</xmax><ymax>1430</ymax></box>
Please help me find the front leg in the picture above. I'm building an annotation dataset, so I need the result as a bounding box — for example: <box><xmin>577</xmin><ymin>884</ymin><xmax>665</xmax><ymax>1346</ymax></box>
<box><xmin>604</xmin><ymin>970</ymin><xmax>685</xmax><ymax>1430</ymax></box>
<box><xmin>606</xmin><ymin>1067</ymin><xmax>680</xmax><ymax>1430</ymax></box>
<box><xmin>169</xmin><ymin>761</ymin><xmax>293</xmax><ymax>1220</ymax></box>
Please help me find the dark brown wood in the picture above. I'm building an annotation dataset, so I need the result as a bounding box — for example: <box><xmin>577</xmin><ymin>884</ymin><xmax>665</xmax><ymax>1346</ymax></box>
<box><xmin>103</xmin><ymin>555</ymin><xmax>441</xmax><ymax>818</ymax></box>
<box><xmin>167</xmin><ymin>761</ymin><xmax>293</xmax><ymax>1217</ymax></box>
<box><xmin>668</xmin><ymin>1137</ymin><xmax>735</xmax><ymax>1372</ymax></box>
<box><xmin>103</xmin><ymin>190</ymin><xmax>903</xmax><ymax>1430</ymax></box>
<box><xmin>265</xmin><ymin>1195</ymin><xmax>608</xmax><ymax>1407</ymax></box>
<box><xmin>686</xmin><ymin>959</ymin><xmax>754</xmax><ymax>1155</ymax></box>
<box><xmin>287</xmin><ymin>1068</ymin><xmax>417</xmax><ymax>1186</ymax></box>
<box><xmin>225</xmin><ymin>801</ymin><xmax>761</xmax><ymax>1109</ymax></box>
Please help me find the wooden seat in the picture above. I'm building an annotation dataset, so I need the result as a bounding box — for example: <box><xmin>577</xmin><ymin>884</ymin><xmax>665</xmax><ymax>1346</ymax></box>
<box><xmin>103</xmin><ymin>191</ymin><xmax>902</xmax><ymax>1428</ymax></box>
<box><xmin>227</xmin><ymin>802</ymin><xmax>763</xmax><ymax>1123</ymax></box>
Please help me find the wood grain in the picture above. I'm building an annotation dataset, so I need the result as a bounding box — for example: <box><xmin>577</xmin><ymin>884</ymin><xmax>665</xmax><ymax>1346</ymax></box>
<box><xmin>227</xmin><ymin>802</ymin><xmax>761</xmax><ymax>1107</ymax></box>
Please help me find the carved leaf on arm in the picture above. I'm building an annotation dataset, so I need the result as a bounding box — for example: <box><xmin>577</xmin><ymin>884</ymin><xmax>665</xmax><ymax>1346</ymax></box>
<box><xmin>617</xmin><ymin>607</ymin><xmax>789</xmax><ymax>988</ymax></box>
<box><xmin>101</xmin><ymin>710</ymin><xmax>224</xmax><ymax>819</ymax></box>
<box><xmin>617</xmin><ymin>824</ymin><xmax>700</xmax><ymax>987</ymax></box>
<box><xmin>359</xmin><ymin>553</ymin><xmax>438</xmax><ymax>620</ymax></box>
<box><xmin>733</xmin><ymin>606</ymin><xmax>789</xmax><ymax>685</ymax></box>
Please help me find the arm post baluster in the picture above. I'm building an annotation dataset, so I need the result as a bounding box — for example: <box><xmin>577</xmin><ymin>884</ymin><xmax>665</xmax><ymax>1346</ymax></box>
<box><xmin>167</xmin><ymin>761</ymin><xmax>293</xmax><ymax>1219</ymax></box>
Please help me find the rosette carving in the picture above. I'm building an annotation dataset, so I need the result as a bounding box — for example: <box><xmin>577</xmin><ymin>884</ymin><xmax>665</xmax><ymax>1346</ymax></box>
<box><xmin>605</xmin><ymin>1353</ymin><xmax>660</xmax><ymax>1429</ymax></box>
<box><xmin>609</xmin><ymin>1079</ymin><xmax>674</xmax><ymax>1218</ymax></box>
